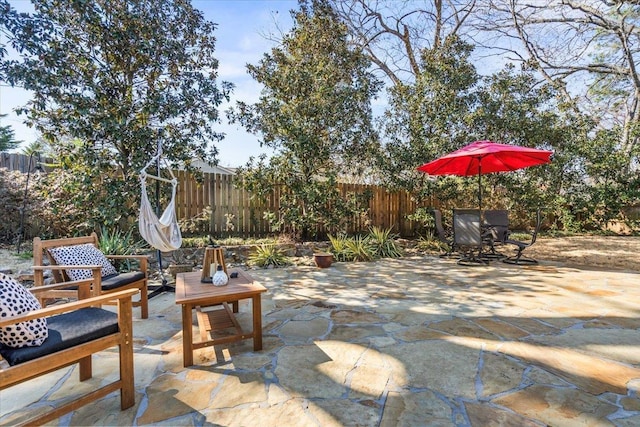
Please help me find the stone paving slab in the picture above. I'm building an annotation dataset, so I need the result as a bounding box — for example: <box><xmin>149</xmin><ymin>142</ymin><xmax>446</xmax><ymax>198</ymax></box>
<box><xmin>1</xmin><ymin>255</ymin><xmax>639</xmax><ymax>426</ymax></box>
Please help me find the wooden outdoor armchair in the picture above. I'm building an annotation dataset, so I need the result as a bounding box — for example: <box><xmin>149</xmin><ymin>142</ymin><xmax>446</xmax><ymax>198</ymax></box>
<box><xmin>0</xmin><ymin>280</ymin><xmax>136</xmax><ymax>426</ymax></box>
<box><xmin>33</xmin><ymin>232</ymin><xmax>149</xmax><ymax>318</ymax></box>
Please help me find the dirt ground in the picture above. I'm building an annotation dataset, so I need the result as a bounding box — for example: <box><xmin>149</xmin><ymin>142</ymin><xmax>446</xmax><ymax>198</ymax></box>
<box><xmin>523</xmin><ymin>235</ymin><xmax>640</xmax><ymax>272</ymax></box>
<box><xmin>1</xmin><ymin>235</ymin><xmax>639</xmax><ymax>274</ymax></box>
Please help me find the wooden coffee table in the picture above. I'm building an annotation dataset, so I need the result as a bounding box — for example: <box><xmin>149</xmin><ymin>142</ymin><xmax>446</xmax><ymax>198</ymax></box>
<box><xmin>175</xmin><ymin>269</ymin><xmax>267</xmax><ymax>367</ymax></box>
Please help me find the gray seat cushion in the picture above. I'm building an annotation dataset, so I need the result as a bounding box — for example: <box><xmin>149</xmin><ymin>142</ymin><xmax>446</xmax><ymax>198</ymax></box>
<box><xmin>101</xmin><ymin>271</ymin><xmax>145</xmax><ymax>291</ymax></box>
<box><xmin>0</xmin><ymin>307</ymin><xmax>118</xmax><ymax>366</ymax></box>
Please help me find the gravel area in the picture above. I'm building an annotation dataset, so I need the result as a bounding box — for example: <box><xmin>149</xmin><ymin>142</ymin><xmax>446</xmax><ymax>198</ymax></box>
<box><xmin>0</xmin><ymin>249</ymin><xmax>35</xmax><ymax>276</ymax></box>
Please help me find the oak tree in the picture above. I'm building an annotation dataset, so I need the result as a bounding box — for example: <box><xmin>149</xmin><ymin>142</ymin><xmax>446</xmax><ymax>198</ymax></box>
<box><xmin>478</xmin><ymin>0</ymin><xmax>640</xmax><ymax>169</ymax></box>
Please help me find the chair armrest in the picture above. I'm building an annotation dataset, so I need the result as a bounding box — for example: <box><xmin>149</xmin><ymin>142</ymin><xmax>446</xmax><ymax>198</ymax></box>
<box><xmin>0</xmin><ymin>289</ymin><xmax>138</xmax><ymax>328</ymax></box>
<box><xmin>32</xmin><ymin>265</ymin><xmax>102</xmax><ymax>287</ymax></box>
<box><xmin>33</xmin><ymin>265</ymin><xmax>103</xmax><ymax>271</ymax></box>
<box><xmin>28</xmin><ymin>278</ymin><xmax>94</xmax><ymax>295</ymax></box>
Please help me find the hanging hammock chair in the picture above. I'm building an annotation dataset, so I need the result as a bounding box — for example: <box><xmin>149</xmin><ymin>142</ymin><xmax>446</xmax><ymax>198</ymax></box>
<box><xmin>138</xmin><ymin>150</ymin><xmax>182</xmax><ymax>252</ymax></box>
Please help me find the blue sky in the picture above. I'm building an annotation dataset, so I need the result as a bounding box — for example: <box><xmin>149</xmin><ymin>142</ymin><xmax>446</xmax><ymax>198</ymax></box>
<box><xmin>1</xmin><ymin>0</ymin><xmax>298</xmax><ymax>166</ymax></box>
<box><xmin>194</xmin><ymin>0</ymin><xmax>298</xmax><ymax>166</ymax></box>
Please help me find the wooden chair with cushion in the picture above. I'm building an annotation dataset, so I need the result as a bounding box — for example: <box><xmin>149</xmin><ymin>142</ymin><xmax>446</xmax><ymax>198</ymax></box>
<box><xmin>33</xmin><ymin>232</ymin><xmax>149</xmax><ymax>318</ymax></box>
<box><xmin>0</xmin><ymin>274</ymin><xmax>136</xmax><ymax>426</ymax></box>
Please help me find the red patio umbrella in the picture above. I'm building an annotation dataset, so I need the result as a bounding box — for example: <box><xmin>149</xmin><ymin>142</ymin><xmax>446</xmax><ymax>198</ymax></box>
<box><xmin>417</xmin><ymin>140</ymin><xmax>553</xmax><ymax>211</ymax></box>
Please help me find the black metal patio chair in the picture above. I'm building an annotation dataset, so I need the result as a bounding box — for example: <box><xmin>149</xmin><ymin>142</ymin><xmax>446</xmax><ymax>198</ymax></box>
<box><xmin>433</xmin><ymin>208</ymin><xmax>457</xmax><ymax>258</ymax></box>
<box><xmin>453</xmin><ymin>208</ymin><xmax>488</xmax><ymax>266</ymax></box>
<box><xmin>482</xmin><ymin>209</ymin><xmax>510</xmax><ymax>259</ymax></box>
<box><xmin>502</xmin><ymin>208</ymin><xmax>543</xmax><ymax>265</ymax></box>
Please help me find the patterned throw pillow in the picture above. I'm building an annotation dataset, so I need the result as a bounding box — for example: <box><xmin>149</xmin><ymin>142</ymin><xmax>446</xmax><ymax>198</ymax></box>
<box><xmin>0</xmin><ymin>274</ymin><xmax>48</xmax><ymax>348</ymax></box>
<box><xmin>48</xmin><ymin>244</ymin><xmax>118</xmax><ymax>281</ymax></box>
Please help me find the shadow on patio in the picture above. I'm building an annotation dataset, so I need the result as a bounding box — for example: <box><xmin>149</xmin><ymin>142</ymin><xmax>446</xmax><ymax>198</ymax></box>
<box><xmin>1</xmin><ymin>256</ymin><xmax>639</xmax><ymax>426</ymax></box>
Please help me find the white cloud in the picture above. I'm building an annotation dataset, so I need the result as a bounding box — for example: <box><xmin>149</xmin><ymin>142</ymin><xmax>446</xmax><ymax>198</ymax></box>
<box><xmin>217</xmin><ymin>58</ymin><xmax>250</xmax><ymax>80</ymax></box>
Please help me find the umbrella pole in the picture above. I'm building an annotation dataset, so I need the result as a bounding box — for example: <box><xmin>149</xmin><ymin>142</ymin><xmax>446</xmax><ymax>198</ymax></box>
<box><xmin>478</xmin><ymin>163</ymin><xmax>485</xmax><ymax>258</ymax></box>
<box><xmin>478</xmin><ymin>163</ymin><xmax>482</xmax><ymax>213</ymax></box>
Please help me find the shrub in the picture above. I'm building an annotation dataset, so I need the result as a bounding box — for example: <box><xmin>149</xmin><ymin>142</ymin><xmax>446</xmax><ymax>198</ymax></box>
<box><xmin>218</xmin><ymin>236</ymin><xmax>280</xmax><ymax>246</ymax></box>
<box><xmin>406</xmin><ymin>207</ymin><xmax>437</xmax><ymax>239</ymax></box>
<box><xmin>248</xmin><ymin>244</ymin><xmax>290</xmax><ymax>268</ymax></box>
<box><xmin>98</xmin><ymin>226</ymin><xmax>146</xmax><ymax>271</ymax></box>
<box><xmin>0</xmin><ymin>168</ymin><xmax>27</xmax><ymax>244</ymax></box>
<box><xmin>328</xmin><ymin>233</ymin><xmax>351</xmax><ymax>262</ymax></box>
<box><xmin>0</xmin><ymin>168</ymin><xmax>46</xmax><ymax>244</ymax></box>
<box><xmin>344</xmin><ymin>235</ymin><xmax>375</xmax><ymax>262</ymax></box>
<box><xmin>178</xmin><ymin>206</ymin><xmax>213</xmax><ymax>236</ymax></box>
<box><xmin>415</xmin><ymin>236</ymin><xmax>447</xmax><ymax>253</ymax></box>
<box><xmin>368</xmin><ymin>226</ymin><xmax>402</xmax><ymax>258</ymax></box>
<box><xmin>181</xmin><ymin>236</ymin><xmax>281</xmax><ymax>248</ymax></box>
<box><xmin>181</xmin><ymin>236</ymin><xmax>210</xmax><ymax>248</ymax></box>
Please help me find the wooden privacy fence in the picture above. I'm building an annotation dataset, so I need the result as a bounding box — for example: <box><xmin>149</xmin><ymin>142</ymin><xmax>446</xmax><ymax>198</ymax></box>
<box><xmin>0</xmin><ymin>153</ymin><xmax>53</xmax><ymax>173</ymax></box>
<box><xmin>175</xmin><ymin>171</ymin><xmax>419</xmax><ymax>237</ymax></box>
<box><xmin>2</xmin><ymin>153</ymin><xmax>420</xmax><ymax>238</ymax></box>
<box><xmin>1</xmin><ymin>152</ymin><xmax>38</xmax><ymax>173</ymax></box>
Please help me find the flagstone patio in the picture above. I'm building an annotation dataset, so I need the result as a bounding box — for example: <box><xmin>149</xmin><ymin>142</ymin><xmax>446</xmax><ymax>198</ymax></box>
<box><xmin>1</xmin><ymin>255</ymin><xmax>639</xmax><ymax>426</ymax></box>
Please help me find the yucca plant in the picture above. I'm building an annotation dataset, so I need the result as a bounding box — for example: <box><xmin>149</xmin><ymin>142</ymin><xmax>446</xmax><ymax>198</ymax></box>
<box><xmin>98</xmin><ymin>226</ymin><xmax>146</xmax><ymax>271</ymax></box>
<box><xmin>98</xmin><ymin>226</ymin><xmax>146</xmax><ymax>255</ymax></box>
<box><xmin>248</xmin><ymin>244</ymin><xmax>290</xmax><ymax>268</ymax></box>
<box><xmin>344</xmin><ymin>235</ymin><xmax>375</xmax><ymax>262</ymax></box>
<box><xmin>328</xmin><ymin>233</ymin><xmax>352</xmax><ymax>262</ymax></box>
<box><xmin>15</xmin><ymin>251</ymin><xmax>34</xmax><ymax>260</ymax></box>
<box><xmin>367</xmin><ymin>226</ymin><xmax>402</xmax><ymax>258</ymax></box>
<box><xmin>415</xmin><ymin>235</ymin><xmax>447</xmax><ymax>253</ymax></box>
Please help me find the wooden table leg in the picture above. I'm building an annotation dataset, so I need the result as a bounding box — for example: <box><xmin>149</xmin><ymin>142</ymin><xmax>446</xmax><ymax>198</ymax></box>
<box><xmin>252</xmin><ymin>295</ymin><xmax>263</xmax><ymax>351</ymax></box>
<box><xmin>182</xmin><ymin>303</ymin><xmax>194</xmax><ymax>367</ymax></box>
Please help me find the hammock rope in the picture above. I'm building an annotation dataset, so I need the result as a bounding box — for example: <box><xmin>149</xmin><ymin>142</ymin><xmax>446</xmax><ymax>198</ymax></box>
<box><xmin>138</xmin><ymin>150</ymin><xmax>182</xmax><ymax>252</ymax></box>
